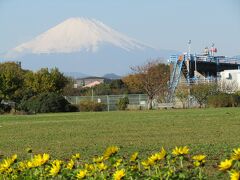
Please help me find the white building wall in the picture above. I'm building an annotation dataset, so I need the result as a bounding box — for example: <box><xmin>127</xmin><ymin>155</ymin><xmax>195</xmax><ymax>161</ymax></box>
<box><xmin>220</xmin><ymin>70</ymin><xmax>240</xmax><ymax>92</ymax></box>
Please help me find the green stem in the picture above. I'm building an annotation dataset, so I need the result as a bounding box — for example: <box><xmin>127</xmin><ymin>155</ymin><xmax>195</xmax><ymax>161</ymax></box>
<box><xmin>180</xmin><ymin>157</ymin><xmax>183</xmax><ymax>168</ymax></box>
<box><xmin>148</xmin><ymin>168</ymin><xmax>151</xmax><ymax>176</ymax></box>
<box><xmin>138</xmin><ymin>161</ymin><xmax>141</xmax><ymax>171</ymax></box>
<box><xmin>199</xmin><ymin>167</ymin><xmax>202</xmax><ymax>180</ymax></box>
<box><xmin>155</xmin><ymin>166</ymin><xmax>158</xmax><ymax>176</ymax></box>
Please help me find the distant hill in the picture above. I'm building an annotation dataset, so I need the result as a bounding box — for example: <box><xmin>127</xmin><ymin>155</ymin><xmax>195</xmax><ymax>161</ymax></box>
<box><xmin>103</xmin><ymin>73</ymin><xmax>121</xmax><ymax>79</ymax></box>
<box><xmin>64</xmin><ymin>72</ymin><xmax>89</xmax><ymax>78</ymax></box>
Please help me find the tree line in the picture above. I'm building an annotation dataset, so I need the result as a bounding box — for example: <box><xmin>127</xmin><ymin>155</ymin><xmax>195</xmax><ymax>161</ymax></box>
<box><xmin>0</xmin><ymin>60</ymin><xmax>171</xmax><ymax>113</ymax></box>
<box><xmin>2</xmin><ymin>60</ymin><xmax>239</xmax><ymax>113</ymax></box>
<box><xmin>0</xmin><ymin>62</ymin><xmax>68</xmax><ymax>102</ymax></box>
<box><xmin>0</xmin><ymin>62</ymin><xmax>71</xmax><ymax>113</ymax></box>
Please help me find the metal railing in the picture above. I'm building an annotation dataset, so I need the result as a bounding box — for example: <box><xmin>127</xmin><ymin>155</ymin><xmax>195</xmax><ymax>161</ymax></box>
<box><xmin>64</xmin><ymin>94</ymin><xmax>148</xmax><ymax>111</ymax></box>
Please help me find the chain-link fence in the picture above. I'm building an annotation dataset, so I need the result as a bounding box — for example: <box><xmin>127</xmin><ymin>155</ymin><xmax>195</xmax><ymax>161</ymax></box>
<box><xmin>64</xmin><ymin>94</ymin><xmax>148</xmax><ymax>111</ymax></box>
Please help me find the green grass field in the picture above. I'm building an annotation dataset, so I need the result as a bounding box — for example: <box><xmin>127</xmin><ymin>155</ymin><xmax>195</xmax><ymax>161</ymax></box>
<box><xmin>0</xmin><ymin>108</ymin><xmax>240</xmax><ymax>178</ymax></box>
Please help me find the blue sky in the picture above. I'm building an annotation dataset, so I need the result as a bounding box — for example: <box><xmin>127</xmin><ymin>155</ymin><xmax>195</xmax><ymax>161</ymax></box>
<box><xmin>0</xmin><ymin>0</ymin><xmax>240</xmax><ymax>56</ymax></box>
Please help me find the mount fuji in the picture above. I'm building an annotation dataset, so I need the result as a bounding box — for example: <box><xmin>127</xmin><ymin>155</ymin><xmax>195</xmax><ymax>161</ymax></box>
<box><xmin>4</xmin><ymin>17</ymin><xmax>178</xmax><ymax>75</ymax></box>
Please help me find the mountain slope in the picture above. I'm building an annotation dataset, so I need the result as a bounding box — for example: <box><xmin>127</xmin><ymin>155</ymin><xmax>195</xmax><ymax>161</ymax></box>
<box><xmin>4</xmin><ymin>17</ymin><xmax>178</xmax><ymax>75</ymax></box>
<box><xmin>6</xmin><ymin>17</ymin><xmax>149</xmax><ymax>58</ymax></box>
<box><xmin>103</xmin><ymin>73</ymin><xmax>121</xmax><ymax>79</ymax></box>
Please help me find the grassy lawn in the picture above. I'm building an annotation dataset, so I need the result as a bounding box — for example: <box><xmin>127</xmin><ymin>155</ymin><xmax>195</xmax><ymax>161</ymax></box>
<box><xmin>0</xmin><ymin>108</ymin><xmax>240</xmax><ymax>178</ymax></box>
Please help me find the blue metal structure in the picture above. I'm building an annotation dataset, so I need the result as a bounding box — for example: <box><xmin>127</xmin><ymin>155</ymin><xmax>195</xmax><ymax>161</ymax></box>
<box><xmin>167</xmin><ymin>52</ymin><xmax>240</xmax><ymax>103</ymax></box>
<box><xmin>167</xmin><ymin>55</ymin><xmax>186</xmax><ymax>102</ymax></box>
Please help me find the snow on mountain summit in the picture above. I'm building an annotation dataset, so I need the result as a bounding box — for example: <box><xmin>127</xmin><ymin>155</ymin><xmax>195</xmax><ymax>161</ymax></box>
<box><xmin>6</xmin><ymin>17</ymin><xmax>148</xmax><ymax>58</ymax></box>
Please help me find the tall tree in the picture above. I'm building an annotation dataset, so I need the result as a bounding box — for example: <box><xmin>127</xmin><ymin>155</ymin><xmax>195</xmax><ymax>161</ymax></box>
<box><xmin>24</xmin><ymin>68</ymin><xmax>68</xmax><ymax>94</ymax></box>
<box><xmin>109</xmin><ymin>79</ymin><xmax>128</xmax><ymax>94</ymax></box>
<box><xmin>122</xmin><ymin>74</ymin><xmax>143</xmax><ymax>94</ymax></box>
<box><xmin>0</xmin><ymin>62</ymin><xmax>25</xmax><ymax>102</ymax></box>
<box><xmin>124</xmin><ymin>61</ymin><xmax>170</xmax><ymax>109</ymax></box>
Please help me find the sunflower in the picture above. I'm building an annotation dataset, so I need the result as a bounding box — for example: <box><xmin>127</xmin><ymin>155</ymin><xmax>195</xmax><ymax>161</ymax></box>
<box><xmin>172</xmin><ymin>146</ymin><xmax>189</xmax><ymax>156</ymax></box>
<box><xmin>103</xmin><ymin>146</ymin><xmax>119</xmax><ymax>159</ymax></box>
<box><xmin>229</xmin><ymin>170</ymin><xmax>240</xmax><ymax>180</ymax></box>
<box><xmin>231</xmin><ymin>148</ymin><xmax>240</xmax><ymax>161</ymax></box>
<box><xmin>113</xmin><ymin>169</ymin><xmax>125</xmax><ymax>180</ymax></box>
<box><xmin>218</xmin><ymin>159</ymin><xmax>232</xmax><ymax>171</ymax></box>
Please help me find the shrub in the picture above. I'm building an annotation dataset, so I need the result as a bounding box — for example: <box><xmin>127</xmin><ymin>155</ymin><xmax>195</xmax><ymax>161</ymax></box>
<box><xmin>117</xmin><ymin>96</ymin><xmax>129</xmax><ymax>110</ymax></box>
<box><xmin>0</xmin><ymin>103</ymin><xmax>11</xmax><ymax>114</ymax></box>
<box><xmin>19</xmin><ymin>92</ymin><xmax>78</xmax><ymax>113</ymax></box>
<box><xmin>79</xmin><ymin>100</ymin><xmax>106</xmax><ymax>112</ymax></box>
<box><xmin>65</xmin><ymin>104</ymin><xmax>79</xmax><ymax>112</ymax></box>
<box><xmin>0</xmin><ymin>98</ymin><xmax>15</xmax><ymax>113</ymax></box>
<box><xmin>207</xmin><ymin>93</ymin><xmax>240</xmax><ymax>108</ymax></box>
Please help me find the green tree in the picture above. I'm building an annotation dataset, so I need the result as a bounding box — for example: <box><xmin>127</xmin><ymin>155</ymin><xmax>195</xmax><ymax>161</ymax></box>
<box><xmin>0</xmin><ymin>62</ymin><xmax>25</xmax><ymax>102</ymax></box>
<box><xmin>24</xmin><ymin>68</ymin><xmax>68</xmax><ymax>94</ymax></box>
<box><xmin>109</xmin><ymin>79</ymin><xmax>128</xmax><ymax>94</ymax></box>
<box><xmin>50</xmin><ymin>68</ymin><xmax>69</xmax><ymax>91</ymax></box>
<box><xmin>190</xmin><ymin>83</ymin><xmax>218</xmax><ymax>108</ymax></box>
<box><xmin>175</xmin><ymin>84</ymin><xmax>190</xmax><ymax>108</ymax></box>
<box><xmin>93</xmin><ymin>83</ymin><xmax>112</xmax><ymax>95</ymax></box>
<box><xmin>117</xmin><ymin>96</ymin><xmax>129</xmax><ymax>110</ymax></box>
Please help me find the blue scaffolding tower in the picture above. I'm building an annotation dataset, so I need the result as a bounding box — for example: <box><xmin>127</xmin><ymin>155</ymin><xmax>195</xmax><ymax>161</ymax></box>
<box><xmin>167</xmin><ymin>53</ymin><xmax>240</xmax><ymax>103</ymax></box>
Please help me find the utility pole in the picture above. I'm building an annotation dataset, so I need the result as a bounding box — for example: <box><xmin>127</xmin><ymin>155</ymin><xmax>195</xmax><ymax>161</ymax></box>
<box><xmin>91</xmin><ymin>88</ymin><xmax>94</xmax><ymax>101</ymax></box>
<box><xmin>187</xmin><ymin>40</ymin><xmax>191</xmax><ymax>84</ymax></box>
<box><xmin>187</xmin><ymin>40</ymin><xmax>191</xmax><ymax>108</ymax></box>
<box><xmin>211</xmin><ymin>42</ymin><xmax>215</xmax><ymax>56</ymax></box>
<box><xmin>188</xmin><ymin>40</ymin><xmax>191</xmax><ymax>58</ymax></box>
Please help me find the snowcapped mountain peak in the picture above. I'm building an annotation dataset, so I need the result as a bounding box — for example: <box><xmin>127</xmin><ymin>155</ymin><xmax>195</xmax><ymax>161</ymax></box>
<box><xmin>6</xmin><ymin>17</ymin><xmax>148</xmax><ymax>58</ymax></box>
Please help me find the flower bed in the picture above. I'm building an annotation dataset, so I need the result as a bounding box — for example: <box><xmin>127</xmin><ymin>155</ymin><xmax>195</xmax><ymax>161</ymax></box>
<box><xmin>0</xmin><ymin>146</ymin><xmax>239</xmax><ymax>179</ymax></box>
